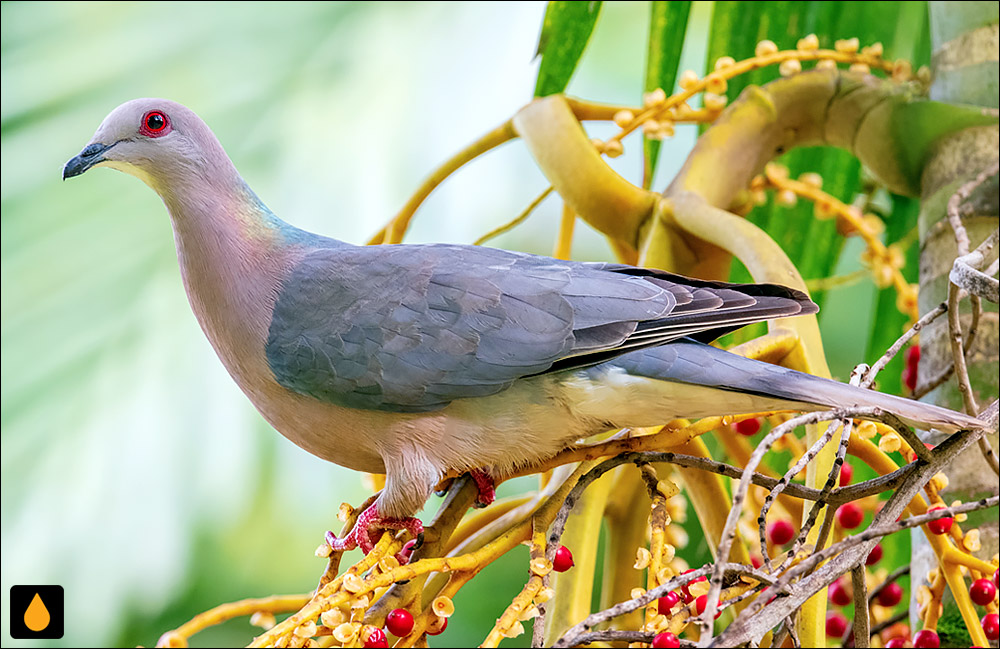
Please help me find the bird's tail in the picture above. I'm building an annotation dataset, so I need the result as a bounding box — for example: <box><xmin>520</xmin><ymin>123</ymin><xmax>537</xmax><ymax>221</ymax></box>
<box><xmin>612</xmin><ymin>340</ymin><xmax>986</xmax><ymax>433</ymax></box>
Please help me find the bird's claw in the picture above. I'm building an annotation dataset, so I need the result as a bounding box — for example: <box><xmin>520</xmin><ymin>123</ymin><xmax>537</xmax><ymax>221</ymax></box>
<box><xmin>325</xmin><ymin>504</ymin><xmax>424</xmax><ymax>564</ymax></box>
<box><xmin>470</xmin><ymin>469</ymin><xmax>496</xmax><ymax>508</ymax></box>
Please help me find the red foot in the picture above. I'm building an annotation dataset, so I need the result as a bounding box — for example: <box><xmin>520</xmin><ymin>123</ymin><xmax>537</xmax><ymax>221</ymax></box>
<box><xmin>325</xmin><ymin>503</ymin><xmax>424</xmax><ymax>563</ymax></box>
<box><xmin>470</xmin><ymin>469</ymin><xmax>496</xmax><ymax>508</ymax></box>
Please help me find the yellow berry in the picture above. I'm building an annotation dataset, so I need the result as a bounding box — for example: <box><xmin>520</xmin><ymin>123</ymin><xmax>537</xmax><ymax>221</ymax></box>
<box><xmin>432</xmin><ymin>595</ymin><xmax>456</xmax><ymax>618</ymax></box>
<box><xmin>835</xmin><ymin>37</ymin><xmax>860</xmax><ymax>54</ymax></box>
<box><xmin>864</xmin><ymin>214</ymin><xmax>886</xmax><ymax>235</ymax></box>
<box><xmin>634</xmin><ymin>547</ymin><xmax>652</xmax><ymax>569</ymax></box>
<box><xmin>816</xmin><ymin>59</ymin><xmax>838</xmax><ymax>71</ymax></box>
<box><xmin>654</xmin><ymin>121</ymin><xmax>675</xmax><ymax>139</ymax></box>
<box><xmin>896</xmin><ymin>285</ymin><xmax>917</xmax><ymax>314</ymax></box>
<box><xmin>294</xmin><ymin>621</ymin><xmax>317</xmax><ymax>638</ymax></box>
<box><xmin>797</xmin><ymin>34</ymin><xmax>820</xmax><ymax>50</ymax></box>
<box><xmin>613</xmin><ymin>109</ymin><xmax>635</xmax><ymax>128</ymax></box>
<box><xmin>798</xmin><ymin>172</ymin><xmax>822</xmax><ymax>189</ymax></box>
<box><xmin>892</xmin><ymin>59</ymin><xmax>913</xmax><ymax>82</ymax></box>
<box><xmin>878</xmin><ymin>432</ymin><xmax>901</xmax><ymax>453</ymax></box>
<box><xmin>518</xmin><ymin>605</ymin><xmax>540</xmax><ymax>621</ymax></box>
<box><xmin>874</xmin><ymin>263</ymin><xmax>894</xmax><ymax>288</ymax></box>
<box><xmin>780</xmin><ymin>59</ymin><xmax>802</xmax><ymax>76</ymax></box>
<box><xmin>705</xmin><ymin>74</ymin><xmax>728</xmax><ymax>94</ymax></box>
<box><xmin>679</xmin><ymin>69</ymin><xmax>700</xmax><ymax>90</ymax></box>
<box><xmin>321</xmin><ymin>608</ymin><xmax>347</xmax><ymax>628</ymax></box>
<box><xmin>850</xmin><ymin>63</ymin><xmax>871</xmax><ymax>74</ymax></box>
<box><xmin>704</xmin><ymin>93</ymin><xmax>728</xmax><ymax>111</ymax></box>
<box><xmin>250</xmin><ymin>611</ymin><xmax>276</xmax><ymax>629</ymax></box>
<box><xmin>604</xmin><ymin>140</ymin><xmax>624</xmax><ymax>158</ymax></box>
<box><xmin>643</xmin><ymin>88</ymin><xmax>667</xmax><ymax>107</ymax></box>
<box><xmin>777</xmin><ymin>189</ymin><xmax>798</xmax><ymax>206</ymax></box>
<box><xmin>501</xmin><ymin>621</ymin><xmax>525</xmax><ymax>638</ymax></box>
<box><xmin>530</xmin><ymin>557</ymin><xmax>553</xmax><ymax>576</ymax></box>
<box><xmin>755</xmin><ymin>39</ymin><xmax>779</xmax><ymax>57</ymax></box>
<box><xmin>333</xmin><ymin>622</ymin><xmax>359</xmax><ymax>643</ymax></box>
<box><xmin>964</xmin><ymin>529</ymin><xmax>982</xmax><ymax>552</ymax></box>
<box><xmin>887</xmin><ymin>244</ymin><xmax>905</xmax><ymax>269</ymax></box>
<box><xmin>343</xmin><ymin>573</ymin><xmax>364</xmax><ymax>593</ymax></box>
<box><xmin>862</xmin><ymin>42</ymin><xmax>884</xmax><ymax>57</ymax></box>
<box><xmin>714</xmin><ymin>56</ymin><xmax>736</xmax><ymax>71</ymax></box>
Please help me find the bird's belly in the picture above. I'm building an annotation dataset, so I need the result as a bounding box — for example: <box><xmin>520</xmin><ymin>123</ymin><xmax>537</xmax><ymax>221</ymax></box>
<box><xmin>243</xmin><ymin>380</ymin><xmax>390</xmax><ymax>474</ymax></box>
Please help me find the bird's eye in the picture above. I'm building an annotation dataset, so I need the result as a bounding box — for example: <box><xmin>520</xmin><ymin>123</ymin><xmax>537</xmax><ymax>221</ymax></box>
<box><xmin>139</xmin><ymin>110</ymin><xmax>171</xmax><ymax>137</ymax></box>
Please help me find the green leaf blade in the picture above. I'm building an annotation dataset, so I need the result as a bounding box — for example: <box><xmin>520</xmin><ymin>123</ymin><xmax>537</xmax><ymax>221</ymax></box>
<box><xmin>643</xmin><ymin>1</ymin><xmax>692</xmax><ymax>186</ymax></box>
<box><xmin>534</xmin><ymin>1</ymin><xmax>603</xmax><ymax>97</ymax></box>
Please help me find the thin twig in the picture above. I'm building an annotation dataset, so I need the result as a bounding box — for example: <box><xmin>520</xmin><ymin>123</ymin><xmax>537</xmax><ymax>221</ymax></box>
<box><xmin>849</xmin><ymin>564</ymin><xmax>870</xmax><ymax>648</ymax></box>
<box><xmin>714</xmin><ymin>424</ymin><xmax>990</xmax><ymax>646</ymax></box>
<box><xmin>701</xmin><ymin>409</ymin><xmax>857</xmax><ymax>643</ymax></box>
<box><xmin>862</xmin><ymin>303</ymin><xmax>947</xmax><ymax>388</ymax></box>
<box><xmin>473</xmin><ymin>186</ymin><xmax>554</xmax><ymax>246</ymax></box>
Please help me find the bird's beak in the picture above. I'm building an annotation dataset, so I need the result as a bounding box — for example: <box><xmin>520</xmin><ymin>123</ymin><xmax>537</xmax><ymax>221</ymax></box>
<box><xmin>63</xmin><ymin>142</ymin><xmax>115</xmax><ymax>180</ymax></box>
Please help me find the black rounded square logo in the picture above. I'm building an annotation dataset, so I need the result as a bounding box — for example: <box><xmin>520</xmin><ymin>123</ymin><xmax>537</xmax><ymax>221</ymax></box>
<box><xmin>10</xmin><ymin>585</ymin><xmax>64</xmax><ymax>639</ymax></box>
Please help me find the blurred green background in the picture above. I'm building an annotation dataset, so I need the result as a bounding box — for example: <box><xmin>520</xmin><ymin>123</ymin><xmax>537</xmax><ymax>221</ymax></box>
<box><xmin>1</xmin><ymin>2</ymin><xmax>916</xmax><ymax>646</ymax></box>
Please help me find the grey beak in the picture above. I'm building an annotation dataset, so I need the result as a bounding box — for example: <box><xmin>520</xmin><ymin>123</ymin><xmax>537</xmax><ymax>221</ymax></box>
<box><xmin>63</xmin><ymin>142</ymin><xmax>114</xmax><ymax>180</ymax></box>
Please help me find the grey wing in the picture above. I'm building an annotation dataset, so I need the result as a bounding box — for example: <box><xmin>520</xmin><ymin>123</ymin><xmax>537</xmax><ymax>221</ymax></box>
<box><xmin>265</xmin><ymin>244</ymin><xmax>816</xmax><ymax>412</ymax></box>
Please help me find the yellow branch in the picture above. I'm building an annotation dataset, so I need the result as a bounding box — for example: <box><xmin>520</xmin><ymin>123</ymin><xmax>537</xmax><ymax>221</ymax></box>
<box><xmin>370</xmin><ymin>119</ymin><xmax>517</xmax><ymax>244</ymax></box>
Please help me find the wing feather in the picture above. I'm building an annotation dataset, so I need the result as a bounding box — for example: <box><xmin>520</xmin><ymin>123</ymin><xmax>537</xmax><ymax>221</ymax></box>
<box><xmin>265</xmin><ymin>244</ymin><xmax>816</xmax><ymax>411</ymax></box>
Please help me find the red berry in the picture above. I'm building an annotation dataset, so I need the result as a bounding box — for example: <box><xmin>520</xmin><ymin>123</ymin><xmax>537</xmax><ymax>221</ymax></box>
<box><xmin>877</xmin><ymin>582</ymin><xmax>903</xmax><ymax>607</ymax></box>
<box><xmin>836</xmin><ymin>502</ymin><xmax>864</xmax><ymax>529</ymax></box>
<box><xmin>652</xmin><ymin>631</ymin><xmax>681</xmax><ymax>648</ymax></box>
<box><xmin>694</xmin><ymin>594</ymin><xmax>721</xmax><ymax>619</ymax></box>
<box><xmin>866</xmin><ymin>543</ymin><xmax>883</xmax><ymax>566</ymax></box>
<box><xmin>971</xmin><ymin>578</ymin><xmax>997</xmax><ymax>605</ymax></box>
<box><xmin>680</xmin><ymin>569</ymin><xmax>707</xmax><ymax>601</ymax></box>
<box><xmin>363</xmin><ymin>627</ymin><xmax>389</xmax><ymax>648</ymax></box>
<box><xmin>426</xmin><ymin>616</ymin><xmax>448</xmax><ymax>636</ymax></box>
<box><xmin>829</xmin><ymin>580</ymin><xmax>852</xmax><ymax>607</ymax></box>
<box><xmin>995</xmin><ymin>569</ymin><xmax>999</xmax><ymax>588</ymax></box>
<box><xmin>913</xmin><ymin>629</ymin><xmax>940</xmax><ymax>648</ymax></box>
<box><xmin>840</xmin><ymin>461</ymin><xmax>854</xmax><ymax>486</ymax></box>
<box><xmin>983</xmin><ymin>613</ymin><xmax>1000</xmax><ymax>641</ymax></box>
<box><xmin>768</xmin><ymin>519</ymin><xmax>796</xmax><ymax>546</ymax></box>
<box><xmin>657</xmin><ymin>591</ymin><xmax>681</xmax><ymax>615</ymax></box>
<box><xmin>926</xmin><ymin>506</ymin><xmax>953</xmax><ymax>535</ymax></box>
<box><xmin>826</xmin><ymin>611</ymin><xmax>848</xmax><ymax>638</ymax></box>
<box><xmin>906</xmin><ymin>344</ymin><xmax>920</xmax><ymax>367</ymax></box>
<box><xmin>734</xmin><ymin>417</ymin><xmax>761</xmax><ymax>436</ymax></box>
<box><xmin>885</xmin><ymin>638</ymin><xmax>906</xmax><ymax>649</ymax></box>
<box><xmin>385</xmin><ymin>609</ymin><xmax>414</xmax><ymax>637</ymax></box>
<box><xmin>553</xmin><ymin>545</ymin><xmax>574</xmax><ymax>572</ymax></box>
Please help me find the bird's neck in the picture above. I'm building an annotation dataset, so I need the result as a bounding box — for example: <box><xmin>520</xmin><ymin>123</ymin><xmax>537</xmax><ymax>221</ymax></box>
<box><xmin>160</xmin><ymin>176</ymin><xmax>296</xmax><ymax>381</ymax></box>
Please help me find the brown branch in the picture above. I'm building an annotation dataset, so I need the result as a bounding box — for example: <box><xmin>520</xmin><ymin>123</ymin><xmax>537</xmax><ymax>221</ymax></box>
<box><xmin>849</xmin><ymin>564</ymin><xmax>870</xmax><ymax>648</ymax></box>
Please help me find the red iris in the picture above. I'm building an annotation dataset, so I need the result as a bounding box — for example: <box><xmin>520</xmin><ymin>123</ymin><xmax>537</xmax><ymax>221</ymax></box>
<box><xmin>140</xmin><ymin>110</ymin><xmax>171</xmax><ymax>137</ymax></box>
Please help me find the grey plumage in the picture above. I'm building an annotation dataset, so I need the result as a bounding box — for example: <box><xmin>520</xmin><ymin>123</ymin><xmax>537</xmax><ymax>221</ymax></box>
<box><xmin>265</xmin><ymin>243</ymin><xmax>815</xmax><ymax>412</ymax></box>
<box><xmin>64</xmin><ymin>98</ymin><xmax>986</xmax><ymax>550</ymax></box>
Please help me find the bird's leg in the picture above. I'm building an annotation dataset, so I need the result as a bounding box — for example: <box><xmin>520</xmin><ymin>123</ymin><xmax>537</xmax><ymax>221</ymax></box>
<box><xmin>470</xmin><ymin>468</ymin><xmax>496</xmax><ymax>508</ymax></box>
<box><xmin>325</xmin><ymin>503</ymin><xmax>424</xmax><ymax>562</ymax></box>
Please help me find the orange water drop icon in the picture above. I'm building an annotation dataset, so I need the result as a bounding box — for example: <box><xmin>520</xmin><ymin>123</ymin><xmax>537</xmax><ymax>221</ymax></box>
<box><xmin>24</xmin><ymin>592</ymin><xmax>51</xmax><ymax>632</ymax></box>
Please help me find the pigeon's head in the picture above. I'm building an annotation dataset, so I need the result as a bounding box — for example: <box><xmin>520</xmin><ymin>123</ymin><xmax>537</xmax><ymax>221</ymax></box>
<box><xmin>63</xmin><ymin>98</ymin><xmax>232</xmax><ymax>191</ymax></box>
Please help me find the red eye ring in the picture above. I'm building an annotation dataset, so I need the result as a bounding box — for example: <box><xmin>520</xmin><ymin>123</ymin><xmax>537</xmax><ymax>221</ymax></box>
<box><xmin>139</xmin><ymin>110</ymin><xmax>171</xmax><ymax>137</ymax></box>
